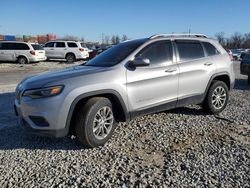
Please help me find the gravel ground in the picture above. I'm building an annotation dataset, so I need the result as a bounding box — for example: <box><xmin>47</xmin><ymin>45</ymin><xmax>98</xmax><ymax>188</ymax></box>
<box><xmin>0</xmin><ymin>61</ymin><xmax>249</xmax><ymax>187</ymax></box>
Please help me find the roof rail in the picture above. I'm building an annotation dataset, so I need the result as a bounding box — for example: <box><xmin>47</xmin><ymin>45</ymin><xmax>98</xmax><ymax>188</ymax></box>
<box><xmin>149</xmin><ymin>33</ymin><xmax>207</xmax><ymax>39</ymax></box>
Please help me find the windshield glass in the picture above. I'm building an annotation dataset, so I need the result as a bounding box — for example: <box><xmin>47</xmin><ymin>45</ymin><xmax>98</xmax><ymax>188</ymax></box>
<box><xmin>85</xmin><ymin>39</ymin><xmax>147</xmax><ymax>67</ymax></box>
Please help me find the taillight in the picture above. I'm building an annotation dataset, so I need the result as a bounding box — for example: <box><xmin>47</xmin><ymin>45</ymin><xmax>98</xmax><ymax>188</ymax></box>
<box><xmin>79</xmin><ymin>48</ymin><xmax>84</xmax><ymax>52</ymax></box>
<box><xmin>30</xmin><ymin>50</ymin><xmax>35</xmax><ymax>55</ymax></box>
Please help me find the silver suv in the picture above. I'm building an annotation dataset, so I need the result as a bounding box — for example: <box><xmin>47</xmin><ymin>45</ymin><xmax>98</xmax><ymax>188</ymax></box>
<box><xmin>15</xmin><ymin>34</ymin><xmax>235</xmax><ymax>147</ymax></box>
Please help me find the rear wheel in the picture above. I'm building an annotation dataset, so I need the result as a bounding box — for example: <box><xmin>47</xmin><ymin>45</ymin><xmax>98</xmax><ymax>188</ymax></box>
<box><xmin>66</xmin><ymin>53</ymin><xmax>76</xmax><ymax>63</ymax></box>
<box><xmin>203</xmin><ymin>81</ymin><xmax>229</xmax><ymax>114</ymax></box>
<box><xmin>17</xmin><ymin>56</ymin><xmax>28</xmax><ymax>64</ymax></box>
<box><xmin>75</xmin><ymin>97</ymin><xmax>116</xmax><ymax>148</ymax></box>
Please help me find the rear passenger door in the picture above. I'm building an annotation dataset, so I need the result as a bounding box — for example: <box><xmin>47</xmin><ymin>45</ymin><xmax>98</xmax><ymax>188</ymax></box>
<box><xmin>13</xmin><ymin>43</ymin><xmax>30</xmax><ymax>58</ymax></box>
<box><xmin>175</xmin><ymin>40</ymin><xmax>216</xmax><ymax>105</ymax></box>
<box><xmin>55</xmin><ymin>42</ymin><xmax>66</xmax><ymax>58</ymax></box>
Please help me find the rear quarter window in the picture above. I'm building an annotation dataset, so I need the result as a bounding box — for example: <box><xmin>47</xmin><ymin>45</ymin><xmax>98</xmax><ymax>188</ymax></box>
<box><xmin>31</xmin><ymin>44</ymin><xmax>44</xmax><ymax>50</ymax></box>
<box><xmin>202</xmin><ymin>42</ymin><xmax>220</xmax><ymax>56</ymax></box>
<box><xmin>67</xmin><ymin>42</ymin><xmax>78</xmax><ymax>48</ymax></box>
<box><xmin>176</xmin><ymin>40</ymin><xmax>205</xmax><ymax>61</ymax></box>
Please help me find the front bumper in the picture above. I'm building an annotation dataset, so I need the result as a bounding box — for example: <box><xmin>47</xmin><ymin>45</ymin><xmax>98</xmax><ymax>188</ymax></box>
<box><xmin>14</xmin><ymin>95</ymin><xmax>68</xmax><ymax>138</ymax></box>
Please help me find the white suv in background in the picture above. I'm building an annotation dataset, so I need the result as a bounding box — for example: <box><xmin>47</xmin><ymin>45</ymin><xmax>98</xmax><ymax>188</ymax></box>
<box><xmin>44</xmin><ymin>41</ymin><xmax>89</xmax><ymax>63</ymax></box>
<box><xmin>0</xmin><ymin>41</ymin><xmax>46</xmax><ymax>64</ymax></box>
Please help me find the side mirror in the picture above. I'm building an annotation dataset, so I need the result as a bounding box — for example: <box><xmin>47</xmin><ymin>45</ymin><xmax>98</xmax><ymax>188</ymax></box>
<box><xmin>132</xmin><ymin>57</ymin><xmax>150</xmax><ymax>67</ymax></box>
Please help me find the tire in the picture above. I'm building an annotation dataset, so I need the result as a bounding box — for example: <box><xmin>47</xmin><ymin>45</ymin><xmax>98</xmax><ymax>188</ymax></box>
<box><xmin>17</xmin><ymin>56</ymin><xmax>28</xmax><ymax>64</ymax></box>
<box><xmin>248</xmin><ymin>75</ymin><xmax>250</xmax><ymax>85</ymax></box>
<box><xmin>75</xmin><ymin>97</ymin><xmax>116</xmax><ymax>148</ymax></box>
<box><xmin>66</xmin><ymin>53</ymin><xmax>76</xmax><ymax>63</ymax></box>
<box><xmin>202</xmin><ymin>80</ymin><xmax>229</xmax><ymax>114</ymax></box>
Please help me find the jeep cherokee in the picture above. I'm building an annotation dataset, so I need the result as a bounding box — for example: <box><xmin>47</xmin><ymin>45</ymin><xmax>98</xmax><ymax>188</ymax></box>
<box><xmin>14</xmin><ymin>34</ymin><xmax>235</xmax><ymax>147</ymax></box>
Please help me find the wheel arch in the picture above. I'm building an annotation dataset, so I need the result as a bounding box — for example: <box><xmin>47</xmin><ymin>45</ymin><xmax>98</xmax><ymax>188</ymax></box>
<box><xmin>66</xmin><ymin>89</ymin><xmax>130</xmax><ymax>135</ymax></box>
<box><xmin>65</xmin><ymin>52</ymin><xmax>76</xmax><ymax>59</ymax></box>
<box><xmin>203</xmin><ymin>72</ymin><xmax>232</xmax><ymax>102</ymax></box>
<box><xmin>17</xmin><ymin>55</ymin><xmax>29</xmax><ymax>63</ymax></box>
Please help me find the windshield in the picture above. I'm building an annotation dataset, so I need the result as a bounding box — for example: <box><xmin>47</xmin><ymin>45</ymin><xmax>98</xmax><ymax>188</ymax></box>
<box><xmin>85</xmin><ymin>39</ymin><xmax>147</xmax><ymax>67</ymax></box>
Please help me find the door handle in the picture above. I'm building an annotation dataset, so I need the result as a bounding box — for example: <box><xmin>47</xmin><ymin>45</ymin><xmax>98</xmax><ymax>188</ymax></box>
<box><xmin>165</xmin><ymin>68</ymin><xmax>177</xmax><ymax>73</ymax></box>
<box><xmin>204</xmin><ymin>62</ymin><xmax>213</xmax><ymax>66</ymax></box>
<box><xmin>50</xmin><ymin>48</ymin><xmax>54</xmax><ymax>50</ymax></box>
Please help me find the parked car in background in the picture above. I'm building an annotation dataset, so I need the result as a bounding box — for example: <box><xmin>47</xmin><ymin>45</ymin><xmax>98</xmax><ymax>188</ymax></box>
<box><xmin>231</xmin><ymin>49</ymin><xmax>244</xmax><ymax>60</ymax></box>
<box><xmin>240</xmin><ymin>53</ymin><xmax>250</xmax><ymax>84</ymax></box>
<box><xmin>0</xmin><ymin>41</ymin><xmax>46</xmax><ymax>64</ymax></box>
<box><xmin>15</xmin><ymin>33</ymin><xmax>235</xmax><ymax>147</ymax></box>
<box><xmin>44</xmin><ymin>41</ymin><xmax>89</xmax><ymax>63</ymax></box>
<box><xmin>88</xmin><ymin>46</ymin><xmax>112</xmax><ymax>59</ymax></box>
<box><xmin>80</xmin><ymin>43</ymin><xmax>91</xmax><ymax>53</ymax></box>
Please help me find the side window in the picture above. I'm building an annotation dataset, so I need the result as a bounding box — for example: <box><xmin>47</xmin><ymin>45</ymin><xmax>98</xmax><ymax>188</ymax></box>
<box><xmin>14</xmin><ymin>43</ymin><xmax>30</xmax><ymax>50</ymax></box>
<box><xmin>1</xmin><ymin>43</ymin><xmax>13</xmax><ymax>50</ymax></box>
<box><xmin>44</xmin><ymin>42</ymin><xmax>55</xmax><ymax>48</ymax></box>
<box><xmin>202</xmin><ymin>42</ymin><xmax>220</xmax><ymax>56</ymax></box>
<box><xmin>56</xmin><ymin>42</ymin><xmax>66</xmax><ymax>48</ymax></box>
<box><xmin>136</xmin><ymin>41</ymin><xmax>173</xmax><ymax>66</ymax></box>
<box><xmin>67</xmin><ymin>42</ymin><xmax>78</xmax><ymax>48</ymax></box>
<box><xmin>176</xmin><ymin>40</ymin><xmax>205</xmax><ymax>61</ymax></box>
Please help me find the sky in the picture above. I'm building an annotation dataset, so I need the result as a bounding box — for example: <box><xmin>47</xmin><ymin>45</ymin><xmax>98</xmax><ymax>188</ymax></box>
<box><xmin>1</xmin><ymin>0</ymin><xmax>250</xmax><ymax>42</ymax></box>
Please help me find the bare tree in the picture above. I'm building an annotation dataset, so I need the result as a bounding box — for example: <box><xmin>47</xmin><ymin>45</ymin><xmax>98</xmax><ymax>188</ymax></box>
<box><xmin>243</xmin><ymin>33</ymin><xmax>250</xmax><ymax>49</ymax></box>
<box><xmin>80</xmin><ymin>36</ymin><xmax>85</xmax><ymax>42</ymax></box>
<box><xmin>230</xmin><ymin>32</ymin><xmax>243</xmax><ymax>49</ymax></box>
<box><xmin>60</xmin><ymin>35</ymin><xmax>79</xmax><ymax>41</ymax></box>
<box><xmin>121</xmin><ymin>34</ymin><xmax>128</xmax><ymax>41</ymax></box>
<box><xmin>111</xmin><ymin>35</ymin><xmax>116</xmax><ymax>45</ymax></box>
<box><xmin>115</xmin><ymin>35</ymin><xmax>120</xmax><ymax>44</ymax></box>
<box><xmin>104</xmin><ymin>35</ymin><xmax>110</xmax><ymax>45</ymax></box>
<box><xmin>215</xmin><ymin>32</ymin><xmax>226</xmax><ymax>47</ymax></box>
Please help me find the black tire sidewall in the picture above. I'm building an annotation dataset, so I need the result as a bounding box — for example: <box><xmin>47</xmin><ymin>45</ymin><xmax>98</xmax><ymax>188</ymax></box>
<box><xmin>66</xmin><ymin>54</ymin><xmax>76</xmax><ymax>63</ymax></box>
<box><xmin>18</xmin><ymin>56</ymin><xmax>28</xmax><ymax>64</ymax></box>
<box><xmin>76</xmin><ymin>98</ymin><xmax>116</xmax><ymax>147</ymax></box>
<box><xmin>206</xmin><ymin>81</ymin><xmax>229</xmax><ymax>114</ymax></box>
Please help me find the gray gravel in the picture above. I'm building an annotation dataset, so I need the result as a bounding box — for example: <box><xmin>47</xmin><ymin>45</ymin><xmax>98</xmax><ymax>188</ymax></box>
<box><xmin>0</xmin><ymin>61</ymin><xmax>249</xmax><ymax>187</ymax></box>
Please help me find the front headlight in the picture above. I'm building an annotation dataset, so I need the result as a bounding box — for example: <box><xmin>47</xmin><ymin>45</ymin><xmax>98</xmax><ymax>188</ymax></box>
<box><xmin>23</xmin><ymin>85</ymin><xmax>64</xmax><ymax>99</ymax></box>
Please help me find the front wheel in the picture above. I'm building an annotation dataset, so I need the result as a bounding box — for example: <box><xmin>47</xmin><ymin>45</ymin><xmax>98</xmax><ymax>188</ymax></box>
<box><xmin>203</xmin><ymin>81</ymin><xmax>229</xmax><ymax>114</ymax></box>
<box><xmin>75</xmin><ymin>97</ymin><xmax>116</xmax><ymax>148</ymax></box>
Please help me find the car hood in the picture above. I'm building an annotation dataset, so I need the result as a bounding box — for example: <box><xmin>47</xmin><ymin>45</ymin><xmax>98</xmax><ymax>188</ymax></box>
<box><xmin>22</xmin><ymin>65</ymin><xmax>108</xmax><ymax>89</ymax></box>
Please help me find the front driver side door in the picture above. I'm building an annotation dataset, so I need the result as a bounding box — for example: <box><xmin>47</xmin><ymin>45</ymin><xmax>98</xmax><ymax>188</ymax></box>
<box><xmin>126</xmin><ymin>40</ymin><xmax>179</xmax><ymax>115</ymax></box>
